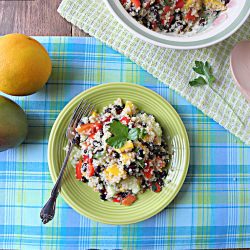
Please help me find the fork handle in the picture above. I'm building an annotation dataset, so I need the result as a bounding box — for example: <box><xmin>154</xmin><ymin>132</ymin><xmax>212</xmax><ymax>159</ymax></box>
<box><xmin>51</xmin><ymin>142</ymin><xmax>74</xmax><ymax>197</ymax></box>
<box><xmin>40</xmin><ymin>142</ymin><xmax>74</xmax><ymax>224</ymax></box>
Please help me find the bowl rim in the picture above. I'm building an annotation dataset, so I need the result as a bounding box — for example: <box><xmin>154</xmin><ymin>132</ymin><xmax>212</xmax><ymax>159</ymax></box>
<box><xmin>48</xmin><ymin>82</ymin><xmax>190</xmax><ymax>224</ymax></box>
<box><xmin>105</xmin><ymin>0</ymin><xmax>250</xmax><ymax>50</ymax></box>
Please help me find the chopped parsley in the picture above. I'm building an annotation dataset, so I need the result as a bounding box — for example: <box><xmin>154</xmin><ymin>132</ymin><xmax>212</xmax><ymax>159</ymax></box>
<box><xmin>106</xmin><ymin>120</ymin><xmax>148</xmax><ymax>148</ymax></box>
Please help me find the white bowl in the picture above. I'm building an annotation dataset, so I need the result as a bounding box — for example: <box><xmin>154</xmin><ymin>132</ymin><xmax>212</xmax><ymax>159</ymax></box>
<box><xmin>105</xmin><ymin>0</ymin><xmax>250</xmax><ymax>50</ymax></box>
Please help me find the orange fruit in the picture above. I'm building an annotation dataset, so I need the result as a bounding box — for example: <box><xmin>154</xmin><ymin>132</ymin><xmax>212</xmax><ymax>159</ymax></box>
<box><xmin>0</xmin><ymin>33</ymin><xmax>52</xmax><ymax>96</ymax></box>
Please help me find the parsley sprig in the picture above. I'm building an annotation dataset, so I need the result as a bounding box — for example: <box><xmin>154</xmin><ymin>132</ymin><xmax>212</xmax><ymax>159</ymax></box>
<box><xmin>189</xmin><ymin>61</ymin><xmax>244</xmax><ymax>126</ymax></box>
<box><xmin>106</xmin><ymin>120</ymin><xmax>147</xmax><ymax>148</ymax></box>
<box><xmin>189</xmin><ymin>61</ymin><xmax>215</xmax><ymax>86</ymax></box>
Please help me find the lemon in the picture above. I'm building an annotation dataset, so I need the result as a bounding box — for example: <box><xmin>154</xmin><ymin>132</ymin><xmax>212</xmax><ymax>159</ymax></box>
<box><xmin>0</xmin><ymin>33</ymin><xmax>52</xmax><ymax>96</ymax></box>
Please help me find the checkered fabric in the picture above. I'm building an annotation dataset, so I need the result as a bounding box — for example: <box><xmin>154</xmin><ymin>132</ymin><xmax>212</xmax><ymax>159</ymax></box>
<box><xmin>0</xmin><ymin>37</ymin><xmax>249</xmax><ymax>249</ymax></box>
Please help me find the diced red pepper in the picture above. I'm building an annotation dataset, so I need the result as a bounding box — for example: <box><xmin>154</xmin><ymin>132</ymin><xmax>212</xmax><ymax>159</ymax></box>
<box><xmin>113</xmin><ymin>197</ymin><xmax>121</xmax><ymax>203</ymax></box>
<box><xmin>83</xmin><ymin>155</ymin><xmax>89</xmax><ymax>163</ymax></box>
<box><xmin>175</xmin><ymin>0</ymin><xmax>184</xmax><ymax>9</ymax></box>
<box><xmin>76</xmin><ymin>122</ymin><xmax>103</xmax><ymax>135</ymax></box>
<box><xmin>94</xmin><ymin>122</ymin><xmax>103</xmax><ymax>131</ymax></box>
<box><xmin>122</xmin><ymin>194</ymin><xmax>137</xmax><ymax>206</ymax></box>
<box><xmin>120</xmin><ymin>116</ymin><xmax>130</xmax><ymax>125</ymax></box>
<box><xmin>185</xmin><ymin>10</ymin><xmax>196</xmax><ymax>21</ymax></box>
<box><xmin>75</xmin><ymin>159</ymin><xmax>83</xmax><ymax>180</ymax></box>
<box><xmin>87</xmin><ymin>158</ymin><xmax>95</xmax><ymax>177</ymax></box>
<box><xmin>144</xmin><ymin>1</ymin><xmax>151</xmax><ymax>9</ymax></box>
<box><xmin>163</xmin><ymin>6</ymin><xmax>171</xmax><ymax>13</ymax></box>
<box><xmin>143</xmin><ymin>162</ymin><xmax>153</xmax><ymax>179</ymax></box>
<box><xmin>82</xmin><ymin>141</ymin><xmax>90</xmax><ymax>148</ymax></box>
<box><xmin>156</xmin><ymin>156</ymin><xmax>166</xmax><ymax>168</ymax></box>
<box><xmin>151</xmin><ymin>21</ymin><xmax>158</xmax><ymax>31</ymax></box>
<box><xmin>131</xmin><ymin>0</ymin><xmax>141</xmax><ymax>9</ymax></box>
<box><xmin>76</xmin><ymin>123</ymin><xmax>95</xmax><ymax>135</ymax></box>
<box><xmin>151</xmin><ymin>182</ymin><xmax>162</xmax><ymax>193</ymax></box>
<box><xmin>89</xmin><ymin>133</ymin><xmax>95</xmax><ymax>139</ymax></box>
<box><xmin>104</xmin><ymin>116</ymin><xmax>112</xmax><ymax>123</ymax></box>
<box><xmin>169</xmin><ymin>15</ymin><xmax>174</xmax><ymax>24</ymax></box>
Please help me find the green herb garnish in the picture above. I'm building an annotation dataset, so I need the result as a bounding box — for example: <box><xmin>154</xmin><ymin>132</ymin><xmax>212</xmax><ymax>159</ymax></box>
<box><xmin>128</xmin><ymin>128</ymin><xmax>140</xmax><ymax>141</ymax></box>
<box><xmin>106</xmin><ymin>120</ymin><xmax>128</xmax><ymax>148</ymax></box>
<box><xmin>189</xmin><ymin>61</ymin><xmax>216</xmax><ymax>86</ymax></box>
<box><xmin>139</xmin><ymin>128</ymin><xmax>147</xmax><ymax>139</ymax></box>
<box><xmin>93</xmin><ymin>151</ymin><xmax>104</xmax><ymax>159</ymax></box>
<box><xmin>151</xmin><ymin>183</ymin><xmax>157</xmax><ymax>192</ymax></box>
<box><xmin>106</xmin><ymin>120</ymin><xmax>148</xmax><ymax>148</ymax></box>
<box><xmin>128</xmin><ymin>128</ymin><xmax>148</xmax><ymax>140</ymax></box>
<box><xmin>109</xmin><ymin>120</ymin><xmax>128</xmax><ymax>138</ymax></box>
<box><xmin>189</xmin><ymin>60</ymin><xmax>244</xmax><ymax>127</ymax></box>
<box><xmin>189</xmin><ymin>76</ymin><xmax>207</xmax><ymax>87</ymax></box>
<box><xmin>135</xmin><ymin>159</ymin><xmax>145</xmax><ymax>169</ymax></box>
<box><xmin>164</xmin><ymin>0</ymin><xmax>172</xmax><ymax>6</ymax></box>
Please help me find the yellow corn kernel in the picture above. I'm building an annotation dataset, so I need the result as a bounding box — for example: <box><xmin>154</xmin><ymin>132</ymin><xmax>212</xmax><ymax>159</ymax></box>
<box><xmin>124</xmin><ymin>101</ymin><xmax>135</xmax><ymax>115</ymax></box>
<box><xmin>118</xmin><ymin>140</ymin><xmax>134</xmax><ymax>153</ymax></box>
<box><xmin>105</xmin><ymin>164</ymin><xmax>120</xmax><ymax>177</ymax></box>
<box><xmin>184</xmin><ymin>0</ymin><xmax>202</xmax><ymax>10</ymax></box>
<box><xmin>91</xmin><ymin>111</ymin><xmax>98</xmax><ymax>117</ymax></box>
<box><xmin>204</xmin><ymin>0</ymin><xmax>226</xmax><ymax>11</ymax></box>
<box><xmin>121</xmin><ymin>153</ymin><xmax>131</xmax><ymax>164</ymax></box>
<box><xmin>104</xmin><ymin>164</ymin><xmax>125</xmax><ymax>182</ymax></box>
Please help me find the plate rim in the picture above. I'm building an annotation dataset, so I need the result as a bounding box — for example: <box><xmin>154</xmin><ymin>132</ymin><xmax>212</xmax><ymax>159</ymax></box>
<box><xmin>48</xmin><ymin>82</ymin><xmax>190</xmax><ymax>224</ymax></box>
<box><xmin>104</xmin><ymin>0</ymin><xmax>250</xmax><ymax>50</ymax></box>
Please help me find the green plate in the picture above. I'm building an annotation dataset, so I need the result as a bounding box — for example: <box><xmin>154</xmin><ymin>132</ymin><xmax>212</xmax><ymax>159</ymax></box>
<box><xmin>48</xmin><ymin>83</ymin><xmax>190</xmax><ymax>224</ymax></box>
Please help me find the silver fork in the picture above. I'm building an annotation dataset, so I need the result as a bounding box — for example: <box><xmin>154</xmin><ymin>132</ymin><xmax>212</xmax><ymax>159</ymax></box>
<box><xmin>40</xmin><ymin>99</ymin><xmax>95</xmax><ymax>224</ymax></box>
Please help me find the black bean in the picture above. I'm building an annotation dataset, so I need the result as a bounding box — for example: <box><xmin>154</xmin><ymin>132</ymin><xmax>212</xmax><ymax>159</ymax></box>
<box><xmin>147</xmin><ymin>142</ymin><xmax>154</xmax><ymax>151</ymax></box>
<box><xmin>129</xmin><ymin>162</ymin><xmax>137</xmax><ymax>168</ymax></box>
<box><xmin>157</xmin><ymin>178</ymin><xmax>164</xmax><ymax>187</ymax></box>
<box><xmin>148</xmin><ymin>152</ymin><xmax>154</xmax><ymax>160</ymax></box>
<box><xmin>79</xmin><ymin>120</ymin><xmax>87</xmax><ymax>125</ymax></box>
<box><xmin>114</xmin><ymin>105</ymin><xmax>123</xmax><ymax>114</ymax></box>
<box><xmin>124</xmin><ymin>163</ymin><xmax>137</xmax><ymax>175</ymax></box>
<box><xmin>93</xmin><ymin>140</ymin><xmax>101</xmax><ymax>147</ymax></box>
<box><xmin>119</xmin><ymin>192</ymin><xmax>129</xmax><ymax>198</ymax></box>
<box><xmin>152</xmin><ymin>146</ymin><xmax>161</xmax><ymax>155</ymax></box>
<box><xmin>160</xmin><ymin>170</ymin><xmax>168</xmax><ymax>179</ymax></box>
<box><xmin>95</xmin><ymin>149</ymin><xmax>104</xmax><ymax>154</ymax></box>
<box><xmin>81</xmin><ymin>176</ymin><xmax>88</xmax><ymax>183</ymax></box>
<box><xmin>174</xmin><ymin>13</ymin><xmax>181</xmax><ymax>21</ymax></box>
<box><xmin>159</xmin><ymin>151</ymin><xmax>167</xmax><ymax>156</ymax></box>
<box><xmin>199</xmin><ymin>18</ymin><xmax>206</xmax><ymax>26</ymax></box>
<box><xmin>100</xmin><ymin>194</ymin><xmax>107</xmax><ymax>200</ymax></box>
<box><xmin>105</xmin><ymin>107</ymin><xmax>112</xmax><ymax>113</ymax></box>
<box><xmin>81</xmin><ymin>163</ymin><xmax>87</xmax><ymax>172</ymax></box>
<box><xmin>137</xmin><ymin>149</ymin><xmax>144</xmax><ymax>158</ymax></box>
<box><xmin>73</xmin><ymin>133</ymin><xmax>80</xmax><ymax>145</ymax></box>
<box><xmin>154</xmin><ymin>171</ymin><xmax>161</xmax><ymax>178</ymax></box>
<box><xmin>113</xmin><ymin>151</ymin><xmax>120</xmax><ymax>159</ymax></box>
<box><xmin>161</xmin><ymin>140</ymin><xmax>168</xmax><ymax>147</ymax></box>
<box><xmin>95</xmin><ymin>166</ymin><xmax>101</xmax><ymax>174</ymax></box>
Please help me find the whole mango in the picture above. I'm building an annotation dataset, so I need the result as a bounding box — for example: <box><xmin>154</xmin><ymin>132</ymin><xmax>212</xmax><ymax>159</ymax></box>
<box><xmin>0</xmin><ymin>33</ymin><xmax>52</xmax><ymax>96</ymax></box>
<box><xmin>0</xmin><ymin>96</ymin><xmax>28</xmax><ymax>151</ymax></box>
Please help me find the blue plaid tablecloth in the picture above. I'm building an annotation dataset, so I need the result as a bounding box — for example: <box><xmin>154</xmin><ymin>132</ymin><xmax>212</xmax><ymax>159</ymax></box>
<box><xmin>0</xmin><ymin>37</ymin><xmax>250</xmax><ymax>250</ymax></box>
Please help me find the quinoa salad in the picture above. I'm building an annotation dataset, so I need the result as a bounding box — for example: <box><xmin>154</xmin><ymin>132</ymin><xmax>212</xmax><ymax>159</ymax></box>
<box><xmin>70</xmin><ymin>99</ymin><xmax>171</xmax><ymax>206</ymax></box>
<box><xmin>120</xmin><ymin>0</ymin><xmax>230</xmax><ymax>34</ymax></box>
